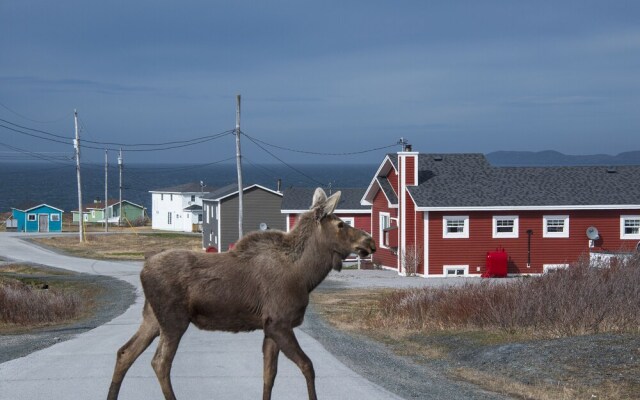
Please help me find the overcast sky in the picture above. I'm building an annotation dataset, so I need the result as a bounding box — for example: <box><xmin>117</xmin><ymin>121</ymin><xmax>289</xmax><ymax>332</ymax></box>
<box><xmin>1</xmin><ymin>1</ymin><xmax>639</xmax><ymax>164</ymax></box>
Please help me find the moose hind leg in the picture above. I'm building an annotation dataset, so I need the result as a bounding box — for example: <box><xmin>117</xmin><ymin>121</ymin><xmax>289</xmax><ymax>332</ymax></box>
<box><xmin>151</xmin><ymin>321</ymin><xmax>188</xmax><ymax>400</ymax></box>
<box><xmin>108</xmin><ymin>303</ymin><xmax>160</xmax><ymax>400</ymax></box>
<box><xmin>265</xmin><ymin>322</ymin><xmax>317</xmax><ymax>400</ymax></box>
<box><xmin>262</xmin><ymin>336</ymin><xmax>280</xmax><ymax>400</ymax></box>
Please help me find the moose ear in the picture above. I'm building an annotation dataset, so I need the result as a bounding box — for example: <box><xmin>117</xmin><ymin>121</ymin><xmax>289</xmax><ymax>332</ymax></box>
<box><xmin>311</xmin><ymin>187</ymin><xmax>327</xmax><ymax>209</ymax></box>
<box><xmin>324</xmin><ymin>191</ymin><xmax>341</xmax><ymax>215</ymax></box>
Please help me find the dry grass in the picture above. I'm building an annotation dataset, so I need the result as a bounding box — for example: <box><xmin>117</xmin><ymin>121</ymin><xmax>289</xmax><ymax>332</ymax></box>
<box><xmin>452</xmin><ymin>367</ymin><xmax>632</xmax><ymax>400</ymax></box>
<box><xmin>374</xmin><ymin>254</ymin><xmax>640</xmax><ymax>338</ymax></box>
<box><xmin>32</xmin><ymin>232</ymin><xmax>202</xmax><ymax>260</ymax></box>
<box><xmin>0</xmin><ymin>264</ymin><xmax>105</xmax><ymax>332</ymax></box>
<box><xmin>312</xmin><ymin>255</ymin><xmax>640</xmax><ymax>399</ymax></box>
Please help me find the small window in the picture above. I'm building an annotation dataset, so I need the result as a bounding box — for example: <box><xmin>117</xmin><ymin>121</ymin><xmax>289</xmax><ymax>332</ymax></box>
<box><xmin>191</xmin><ymin>195</ymin><xmax>196</xmax><ymax>202</ymax></box>
<box><xmin>443</xmin><ymin>216</ymin><xmax>469</xmax><ymax>238</ymax></box>
<box><xmin>620</xmin><ymin>215</ymin><xmax>640</xmax><ymax>240</ymax></box>
<box><xmin>341</xmin><ymin>217</ymin><xmax>354</xmax><ymax>227</ymax></box>
<box><xmin>444</xmin><ymin>265</ymin><xmax>468</xmax><ymax>277</ymax></box>
<box><xmin>543</xmin><ymin>264</ymin><xmax>569</xmax><ymax>273</ymax></box>
<box><xmin>379</xmin><ymin>212</ymin><xmax>391</xmax><ymax>248</ymax></box>
<box><xmin>493</xmin><ymin>215</ymin><xmax>519</xmax><ymax>238</ymax></box>
<box><xmin>543</xmin><ymin>215</ymin><xmax>569</xmax><ymax>238</ymax></box>
<box><xmin>27</xmin><ymin>214</ymin><xmax>36</xmax><ymax>222</ymax></box>
<box><xmin>50</xmin><ymin>214</ymin><xmax>60</xmax><ymax>222</ymax></box>
<box><xmin>161</xmin><ymin>194</ymin><xmax>164</xmax><ymax>201</ymax></box>
<box><xmin>168</xmin><ymin>212</ymin><xmax>172</xmax><ymax>225</ymax></box>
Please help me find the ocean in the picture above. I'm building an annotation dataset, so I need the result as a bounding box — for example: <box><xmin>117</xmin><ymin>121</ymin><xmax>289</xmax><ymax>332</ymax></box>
<box><xmin>0</xmin><ymin>162</ymin><xmax>377</xmax><ymax>214</ymax></box>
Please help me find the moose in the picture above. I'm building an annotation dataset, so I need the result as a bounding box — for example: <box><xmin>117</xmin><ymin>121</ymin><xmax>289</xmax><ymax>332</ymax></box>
<box><xmin>107</xmin><ymin>188</ymin><xmax>376</xmax><ymax>400</ymax></box>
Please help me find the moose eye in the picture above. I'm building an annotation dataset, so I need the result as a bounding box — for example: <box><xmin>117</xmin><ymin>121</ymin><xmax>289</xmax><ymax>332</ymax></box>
<box><xmin>337</xmin><ymin>221</ymin><xmax>344</xmax><ymax>229</ymax></box>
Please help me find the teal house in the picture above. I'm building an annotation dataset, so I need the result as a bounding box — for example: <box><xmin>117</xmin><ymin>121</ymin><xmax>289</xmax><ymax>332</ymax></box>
<box><xmin>11</xmin><ymin>203</ymin><xmax>64</xmax><ymax>233</ymax></box>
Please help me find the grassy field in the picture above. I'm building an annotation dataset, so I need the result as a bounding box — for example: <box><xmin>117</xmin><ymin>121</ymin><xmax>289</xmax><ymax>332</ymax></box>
<box><xmin>0</xmin><ymin>264</ymin><xmax>93</xmax><ymax>333</ymax></box>
<box><xmin>32</xmin><ymin>232</ymin><xmax>202</xmax><ymax>260</ymax></box>
<box><xmin>312</xmin><ymin>255</ymin><xmax>640</xmax><ymax>399</ymax></box>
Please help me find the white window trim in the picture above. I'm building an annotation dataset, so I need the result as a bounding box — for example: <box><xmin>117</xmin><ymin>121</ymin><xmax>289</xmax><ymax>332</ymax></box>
<box><xmin>379</xmin><ymin>212</ymin><xmax>391</xmax><ymax>248</ymax></box>
<box><xmin>443</xmin><ymin>215</ymin><xmax>469</xmax><ymax>239</ymax></box>
<box><xmin>341</xmin><ymin>217</ymin><xmax>355</xmax><ymax>227</ymax></box>
<box><xmin>444</xmin><ymin>265</ymin><xmax>469</xmax><ymax>277</ymax></box>
<box><xmin>543</xmin><ymin>264</ymin><xmax>569</xmax><ymax>273</ymax></box>
<box><xmin>27</xmin><ymin>213</ymin><xmax>36</xmax><ymax>222</ymax></box>
<box><xmin>492</xmin><ymin>215</ymin><xmax>519</xmax><ymax>239</ymax></box>
<box><xmin>50</xmin><ymin>214</ymin><xmax>60</xmax><ymax>222</ymax></box>
<box><xmin>620</xmin><ymin>215</ymin><xmax>640</xmax><ymax>240</ymax></box>
<box><xmin>543</xmin><ymin>215</ymin><xmax>569</xmax><ymax>238</ymax></box>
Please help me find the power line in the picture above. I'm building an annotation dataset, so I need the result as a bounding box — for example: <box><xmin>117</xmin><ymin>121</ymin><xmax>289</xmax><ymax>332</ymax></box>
<box><xmin>0</xmin><ymin>101</ymin><xmax>73</xmax><ymax>124</ymax></box>
<box><xmin>1</xmin><ymin>117</ymin><xmax>236</xmax><ymax>152</ymax></box>
<box><xmin>241</xmin><ymin>131</ymin><xmax>397</xmax><ymax>155</ymax></box>
<box><xmin>0</xmin><ymin>141</ymin><xmax>74</xmax><ymax>165</ymax></box>
<box><xmin>242</xmin><ymin>133</ymin><xmax>325</xmax><ymax>186</ymax></box>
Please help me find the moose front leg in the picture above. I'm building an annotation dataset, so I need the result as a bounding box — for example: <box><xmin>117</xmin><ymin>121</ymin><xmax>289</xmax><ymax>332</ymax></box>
<box><xmin>264</xmin><ymin>320</ymin><xmax>317</xmax><ymax>400</ymax></box>
<box><xmin>262</xmin><ymin>336</ymin><xmax>280</xmax><ymax>400</ymax></box>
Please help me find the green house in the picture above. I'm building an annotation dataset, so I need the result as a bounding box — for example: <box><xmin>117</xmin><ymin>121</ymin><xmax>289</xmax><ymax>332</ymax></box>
<box><xmin>72</xmin><ymin>199</ymin><xmax>146</xmax><ymax>225</ymax></box>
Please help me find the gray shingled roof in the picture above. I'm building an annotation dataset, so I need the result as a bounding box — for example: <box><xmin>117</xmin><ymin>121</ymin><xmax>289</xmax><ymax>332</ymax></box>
<box><xmin>149</xmin><ymin>182</ymin><xmax>211</xmax><ymax>193</ymax></box>
<box><xmin>282</xmin><ymin>187</ymin><xmax>370</xmax><ymax>211</ymax></box>
<box><xmin>202</xmin><ymin>183</ymin><xmax>240</xmax><ymax>201</ymax></box>
<box><xmin>406</xmin><ymin>153</ymin><xmax>640</xmax><ymax>208</ymax></box>
<box><xmin>376</xmin><ymin>176</ymin><xmax>398</xmax><ymax>205</ymax></box>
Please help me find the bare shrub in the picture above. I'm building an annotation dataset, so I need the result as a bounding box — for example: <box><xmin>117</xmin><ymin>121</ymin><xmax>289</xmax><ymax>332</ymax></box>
<box><xmin>401</xmin><ymin>245</ymin><xmax>423</xmax><ymax>277</ymax></box>
<box><xmin>0</xmin><ymin>279</ymin><xmax>84</xmax><ymax>325</ymax></box>
<box><xmin>375</xmin><ymin>254</ymin><xmax>640</xmax><ymax>337</ymax></box>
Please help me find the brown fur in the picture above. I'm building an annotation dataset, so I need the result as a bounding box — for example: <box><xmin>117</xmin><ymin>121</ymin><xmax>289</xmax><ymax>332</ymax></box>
<box><xmin>107</xmin><ymin>188</ymin><xmax>376</xmax><ymax>400</ymax></box>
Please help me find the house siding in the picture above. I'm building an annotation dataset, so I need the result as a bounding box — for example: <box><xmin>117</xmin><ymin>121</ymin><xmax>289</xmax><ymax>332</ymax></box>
<box><xmin>427</xmin><ymin>209</ymin><xmax>640</xmax><ymax>276</ymax></box>
<box><xmin>286</xmin><ymin>213</ymin><xmax>370</xmax><ymax>233</ymax></box>
<box><xmin>219</xmin><ymin>188</ymin><xmax>284</xmax><ymax>250</ymax></box>
<box><xmin>372</xmin><ymin>189</ymin><xmax>398</xmax><ymax>269</ymax></box>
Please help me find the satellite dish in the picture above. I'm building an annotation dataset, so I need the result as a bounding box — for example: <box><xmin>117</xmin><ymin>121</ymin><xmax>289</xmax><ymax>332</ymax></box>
<box><xmin>259</xmin><ymin>222</ymin><xmax>268</xmax><ymax>231</ymax></box>
<box><xmin>586</xmin><ymin>226</ymin><xmax>600</xmax><ymax>240</ymax></box>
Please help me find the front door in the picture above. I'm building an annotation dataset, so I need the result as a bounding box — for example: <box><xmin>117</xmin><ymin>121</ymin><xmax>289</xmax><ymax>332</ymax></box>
<box><xmin>38</xmin><ymin>214</ymin><xmax>49</xmax><ymax>232</ymax></box>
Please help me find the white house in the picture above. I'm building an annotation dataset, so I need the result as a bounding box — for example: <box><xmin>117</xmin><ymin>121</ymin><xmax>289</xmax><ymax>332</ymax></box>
<box><xmin>149</xmin><ymin>182</ymin><xmax>210</xmax><ymax>232</ymax></box>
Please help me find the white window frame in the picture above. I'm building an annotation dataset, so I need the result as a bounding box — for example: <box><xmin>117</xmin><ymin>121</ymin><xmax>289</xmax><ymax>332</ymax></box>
<box><xmin>443</xmin><ymin>215</ymin><xmax>469</xmax><ymax>239</ymax></box>
<box><xmin>50</xmin><ymin>214</ymin><xmax>60</xmax><ymax>222</ymax></box>
<box><xmin>27</xmin><ymin>213</ymin><xmax>36</xmax><ymax>222</ymax></box>
<box><xmin>620</xmin><ymin>215</ymin><xmax>640</xmax><ymax>240</ymax></box>
<box><xmin>493</xmin><ymin>215</ymin><xmax>519</xmax><ymax>238</ymax></box>
<box><xmin>379</xmin><ymin>212</ymin><xmax>391</xmax><ymax>248</ymax></box>
<box><xmin>444</xmin><ymin>265</ymin><xmax>469</xmax><ymax>277</ymax></box>
<box><xmin>167</xmin><ymin>212</ymin><xmax>172</xmax><ymax>225</ymax></box>
<box><xmin>543</xmin><ymin>264</ymin><xmax>569</xmax><ymax>273</ymax></box>
<box><xmin>341</xmin><ymin>217</ymin><xmax>355</xmax><ymax>227</ymax></box>
<box><xmin>543</xmin><ymin>215</ymin><xmax>569</xmax><ymax>238</ymax></box>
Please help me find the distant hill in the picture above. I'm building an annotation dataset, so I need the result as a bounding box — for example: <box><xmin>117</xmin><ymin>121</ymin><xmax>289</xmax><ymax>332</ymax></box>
<box><xmin>486</xmin><ymin>150</ymin><xmax>640</xmax><ymax>167</ymax></box>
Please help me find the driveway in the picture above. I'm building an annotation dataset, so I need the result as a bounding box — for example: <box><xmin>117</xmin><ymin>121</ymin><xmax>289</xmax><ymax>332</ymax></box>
<box><xmin>0</xmin><ymin>233</ymin><xmax>402</xmax><ymax>400</ymax></box>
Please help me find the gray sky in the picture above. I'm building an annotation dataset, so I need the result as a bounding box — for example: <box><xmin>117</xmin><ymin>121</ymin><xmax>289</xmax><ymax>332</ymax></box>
<box><xmin>1</xmin><ymin>0</ymin><xmax>639</xmax><ymax>164</ymax></box>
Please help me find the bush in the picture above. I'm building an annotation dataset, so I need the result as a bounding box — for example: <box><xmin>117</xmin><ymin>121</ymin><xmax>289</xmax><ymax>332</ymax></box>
<box><xmin>376</xmin><ymin>254</ymin><xmax>640</xmax><ymax>337</ymax></box>
<box><xmin>0</xmin><ymin>279</ymin><xmax>84</xmax><ymax>325</ymax></box>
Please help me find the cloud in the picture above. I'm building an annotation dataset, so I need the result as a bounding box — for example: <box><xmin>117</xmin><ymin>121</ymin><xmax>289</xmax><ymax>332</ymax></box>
<box><xmin>0</xmin><ymin>76</ymin><xmax>157</xmax><ymax>95</ymax></box>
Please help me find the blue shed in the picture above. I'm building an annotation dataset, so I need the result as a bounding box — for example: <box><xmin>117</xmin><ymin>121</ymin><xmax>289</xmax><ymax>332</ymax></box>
<box><xmin>11</xmin><ymin>204</ymin><xmax>64</xmax><ymax>233</ymax></box>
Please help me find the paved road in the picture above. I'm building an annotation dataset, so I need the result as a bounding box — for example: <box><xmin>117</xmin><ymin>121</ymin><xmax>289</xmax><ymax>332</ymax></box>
<box><xmin>0</xmin><ymin>233</ymin><xmax>402</xmax><ymax>400</ymax></box>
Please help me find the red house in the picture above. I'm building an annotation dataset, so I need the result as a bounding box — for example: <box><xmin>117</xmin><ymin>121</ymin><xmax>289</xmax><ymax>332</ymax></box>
<box><xmin>361</xmin><ymin>150</ymin><xmax>640</xmax><ymax>277</ymax></box>
<box><xmin>281</xmin><ymin>187</ymin><xmax>372</xmax><ymax>265</ymax></box>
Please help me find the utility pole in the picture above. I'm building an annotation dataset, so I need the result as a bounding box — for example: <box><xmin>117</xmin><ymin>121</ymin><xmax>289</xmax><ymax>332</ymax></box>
<box><xmin>118</xmin><ymin>148</ymin><xmax>123</xmax><ymax>227</ymax></box>
<box><xmin>74</xmin><ymin>109</ymin><xmax>84</xmax><ymax>242</ymax></box>
<box><xmin>104</xmin><ymin>149</ymin><xmax>108</xmax><ymax>232</ymax></box>
<box><xmin>235</xmin><ymin>94</ymin><xmax>244</xmax><ymax>239</ymax></box>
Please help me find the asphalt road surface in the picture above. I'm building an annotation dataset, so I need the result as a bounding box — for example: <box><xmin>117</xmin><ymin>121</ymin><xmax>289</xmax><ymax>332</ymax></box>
<box><xmin>0</xmin><ymin>233</ymin><xmax>402</xmax><ymax>400</ymax></box>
